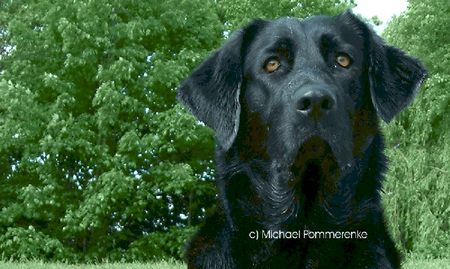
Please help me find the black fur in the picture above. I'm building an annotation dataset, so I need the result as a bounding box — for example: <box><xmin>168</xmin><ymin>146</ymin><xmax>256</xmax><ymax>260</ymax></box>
<box><xmin>177</xmin><ymin>11</ymin><xmax>427</xmax><ymax>269</ymax></box>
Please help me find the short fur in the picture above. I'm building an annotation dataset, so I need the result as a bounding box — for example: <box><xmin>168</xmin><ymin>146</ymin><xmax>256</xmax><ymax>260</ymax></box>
<box><xmin>177</xmin><ymin>11</ymin><xmax>426</xmax><ymax>269</ymax></box>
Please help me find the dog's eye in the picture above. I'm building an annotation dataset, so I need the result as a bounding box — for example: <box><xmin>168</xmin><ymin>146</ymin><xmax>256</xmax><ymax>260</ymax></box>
<box><xmin>264</xmin><ymin>58</ymin><xmax>281</xmax><ymax>73</ymax></box>
<box><xmin>336</xmin><ymin>54</ymin><xmax>352</xmax><ymax>68</ymax></box>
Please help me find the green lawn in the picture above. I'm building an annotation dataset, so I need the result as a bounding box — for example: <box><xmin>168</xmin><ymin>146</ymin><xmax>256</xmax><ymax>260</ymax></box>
<box><xmin>0</xmin><ymin>261</ymin><xmax>184</xmax><ymax>269</ymax></box>
<box><xmin>0</xmin><ymin>259</ymin><xmax>448</xmax><ymax>269</ymax></box>
<box><xmin>402</xmin><ymin>259</ymin><xmax>450</xmax><ymax>269</ymax></box>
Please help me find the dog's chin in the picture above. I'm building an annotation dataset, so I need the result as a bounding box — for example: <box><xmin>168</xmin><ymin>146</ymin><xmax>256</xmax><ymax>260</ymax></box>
<box><xmin>290</xmin><ymin>136</ymin><xmax>341</xmax><ymax>201</ymax></box>
<box><xmin>291</xmin><ymin>131</ymin><xmax>354</xmax><ymax>173</ymax></box>
<box><xmin>293</xmin><ymin>136</ymin><xmax>336</xmax><ymax>164</ymax></box>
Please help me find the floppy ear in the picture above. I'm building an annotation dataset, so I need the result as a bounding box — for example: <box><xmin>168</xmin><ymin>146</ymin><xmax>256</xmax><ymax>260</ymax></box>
<box><xmin>177</xmin><ymin>21</ymin><xmax>265</xmax><ymax>150</ymax></box>
<box><xmin>366</xmin><ymin>26</ymin><xmax>427</xmax><ymax>122</ymax></box>
<box><xmin>340</xmin><ymin>10</ymin><xmax>427</xmax><ymax>122</ymax></box>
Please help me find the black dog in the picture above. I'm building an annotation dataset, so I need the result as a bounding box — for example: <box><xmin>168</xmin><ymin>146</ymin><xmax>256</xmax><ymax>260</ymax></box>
<box><xmin>177</xmin><ymin>11</ymin><xmax>426</xmax><ymax>269</ymax></box>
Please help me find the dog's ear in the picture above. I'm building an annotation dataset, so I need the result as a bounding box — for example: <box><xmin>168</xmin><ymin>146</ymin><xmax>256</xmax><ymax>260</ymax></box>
<box><xmin>368</xmin><ymin>34</ymin><xmax>427</xmax><ymax>122</ymax></box>
<box><xmin>340</xmin><ymin>10</ymin><xmax>427</xmax><ymax>122</ymax></box>
<box><xmin>177</xmin><ymin>21</ymin><xmax>265</xmax><ymax>150</ymax></box>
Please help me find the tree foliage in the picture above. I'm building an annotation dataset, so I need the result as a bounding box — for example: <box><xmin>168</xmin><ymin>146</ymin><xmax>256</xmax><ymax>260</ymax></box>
<box><xmin>0</xmin><ymin>0</ymin><xmax>351</xmax><ymax>262</ymax></box>
<box><xmin>216</xmin><ymin>0</ymin><xmax>352</xmax><ymax>30</ymax></box>
<box><xmin>382</xmin><ymin>0</ymin><xmax>450</xmax><ymax>259</ymax></box>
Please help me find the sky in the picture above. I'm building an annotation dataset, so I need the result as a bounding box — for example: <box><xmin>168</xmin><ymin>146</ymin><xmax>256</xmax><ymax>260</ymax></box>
<box><xmin>353</xmin><ymin>0</ymin><xmax>408</xmax><ymax>32</ymax></box>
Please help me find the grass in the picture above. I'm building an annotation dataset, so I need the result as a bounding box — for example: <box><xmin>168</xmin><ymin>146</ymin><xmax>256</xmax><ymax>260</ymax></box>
<box><xmin>0</xmin><ymin>261</ymin><xmax>184</xmax><ymax>269</ymax></box>
<box><xmin>402</xmin><ymin>259</ymin><xmax>450</xmax><ymax>269</ymax></box>
<box><xmin>0</xmin><ymin>259</ymin><xmax>449</xmax><ymax>269</ymax></box>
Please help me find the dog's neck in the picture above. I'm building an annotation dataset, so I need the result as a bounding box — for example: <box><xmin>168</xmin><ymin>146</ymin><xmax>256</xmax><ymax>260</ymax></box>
<box><xmin>215</xmin><ymin>133</ymin><xmax>386</xmax><ymax>233</ymax></box>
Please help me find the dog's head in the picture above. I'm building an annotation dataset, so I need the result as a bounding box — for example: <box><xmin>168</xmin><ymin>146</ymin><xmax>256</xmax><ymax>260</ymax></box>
<box><xmin>178</xmin><ymin>11</ymin><xmax>426</xmax><ymax>177</ymax></box>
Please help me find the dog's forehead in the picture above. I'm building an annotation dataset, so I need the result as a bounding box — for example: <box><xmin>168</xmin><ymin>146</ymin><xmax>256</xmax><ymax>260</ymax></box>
<box><xmin>246</xmin><ymin>15</ymin><xmax>364</xmax><ymax>54</ymax></box>
<box><xmin>252</xmin><ymin>16</ymin><xmax>337</xmax><ymax>43</ymax></box>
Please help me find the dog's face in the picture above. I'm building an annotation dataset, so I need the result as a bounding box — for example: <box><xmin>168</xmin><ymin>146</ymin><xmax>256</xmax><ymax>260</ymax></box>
<box><xmin>178</xmin><ymin>11</ymin><xmax>426</xmax><ymax>172</ymax></box>
<box><xmin>242</xmin><ymin>16</ymin><xmax>368</xmax><ymax>172</ymax></box>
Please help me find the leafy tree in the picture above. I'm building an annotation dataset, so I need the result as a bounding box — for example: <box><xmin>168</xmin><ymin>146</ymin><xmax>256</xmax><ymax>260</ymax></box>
<box><xmin>382</xmin><ymin>0</ymin><xmax>450</xmax><ymax>259</ymax></box>
<box><xmin>216</xmin><ymin>0</ymin><xmax>353</xmax><ymax>30</ymax></box>
<box><xmin>0</xmin><ymin>0</ymin><xmax>219</xmax><ymax>261</ymax></box>
<box><xmin>0</xmin><ymin>0</ymin><xmax>351</xmax><ymax>262</ymax></box>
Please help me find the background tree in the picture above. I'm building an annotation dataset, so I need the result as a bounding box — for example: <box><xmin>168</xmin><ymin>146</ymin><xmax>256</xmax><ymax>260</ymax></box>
<box><xmin>382</xmin><ymin>0</ymin><xmax>450</xmax><ymax>259</ymax></box>
<box><xmin>216</xmin><ymin>0</ymin><xmax>352</xmax><ymax>30</ymax></box>
<box><xmin>0</xmin><ymin>0</ymin><xmax>221</xmax><ymax>261</ymax></box>
<box><xmin>0</xmin><ymin>0</ymin><xmax>352</xmax><ymax>262</ymax></box>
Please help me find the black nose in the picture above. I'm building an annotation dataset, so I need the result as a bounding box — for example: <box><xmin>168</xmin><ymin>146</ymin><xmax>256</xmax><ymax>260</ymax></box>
<box><xmin>297</xmin><ymin>89</ymin><xmax>335</xmax><ymax>119</ymax></box>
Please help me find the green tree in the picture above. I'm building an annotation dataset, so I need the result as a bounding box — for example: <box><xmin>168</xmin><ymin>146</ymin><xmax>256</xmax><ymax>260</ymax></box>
<box><xmin>216</xmin><ymin>0</ymin><xmax>352</xmax><ymax>30</ymax></box>
<box><xmin>0</xmin><ymin>0</ymin><xmax>219</xmax><ymax>261</ymax></box>
<box><xmin>382</xmin><ymin>0</ymin><xmax>450</xmax><ymax>259</ymax></box>
<box><xmin>0</xmin><ymin>0</ymin><xmax>352</xmax><ymax>262</ymax></box>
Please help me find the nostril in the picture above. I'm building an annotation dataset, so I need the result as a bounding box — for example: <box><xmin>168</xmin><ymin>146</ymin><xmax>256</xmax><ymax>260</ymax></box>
<box><xmin>321</xmin><ymin>97</ymin><xmax>334</xmax><ymax>110</ymax></box>
<box><xmin>298</xmin><ymin>98</ymin><xmax>312</xmax><ymax>111</ymax></box>
<box><xmin>296</xmin><ymin>88</ymin><xmax>336</xmax><ymax>117</ymax></box>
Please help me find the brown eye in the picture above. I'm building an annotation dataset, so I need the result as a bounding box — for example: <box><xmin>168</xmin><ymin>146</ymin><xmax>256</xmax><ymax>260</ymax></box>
<box><xmin>336</xmin><ymin>54</ymin><xmax>351</xmax><ymax>68</ymax></box>
<box><xmin>264</xmin><ymin>58</ymin><xmax>281</xmax><ymax>73</ymax></box>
